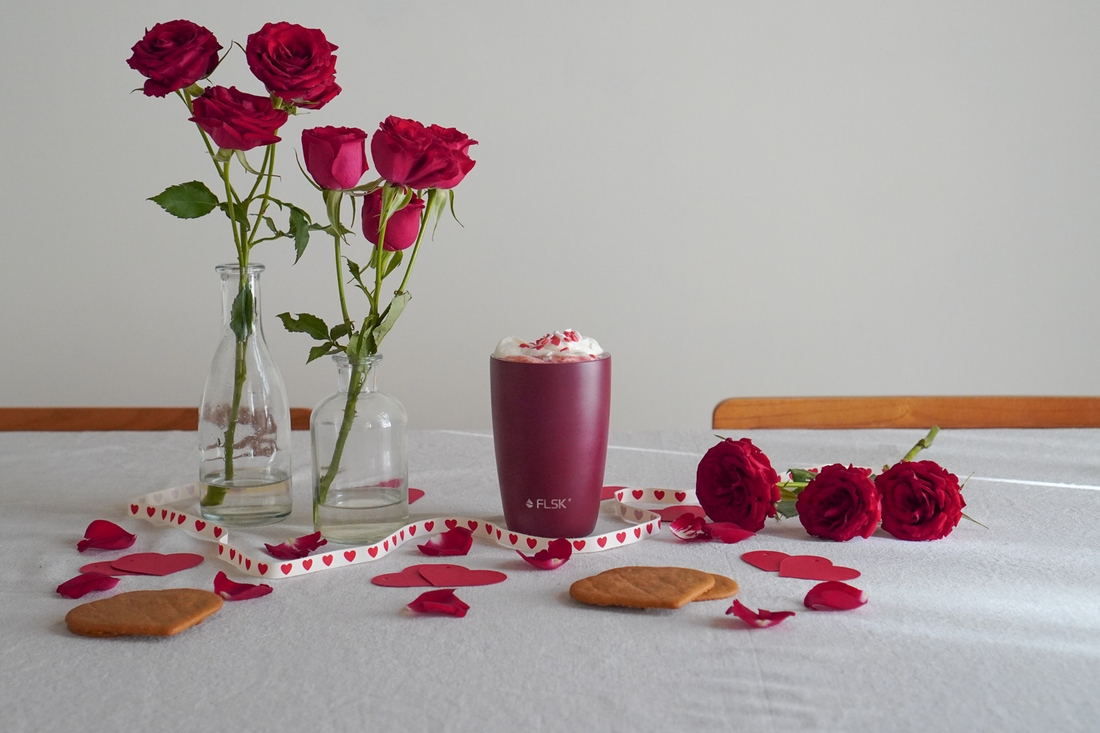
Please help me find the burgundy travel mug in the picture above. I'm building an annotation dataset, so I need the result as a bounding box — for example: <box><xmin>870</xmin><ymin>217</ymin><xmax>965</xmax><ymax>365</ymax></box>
<box><xmin>490</xmin><ymin>355</ymin><xmax>611</xmax><ymax>538</ymax></box>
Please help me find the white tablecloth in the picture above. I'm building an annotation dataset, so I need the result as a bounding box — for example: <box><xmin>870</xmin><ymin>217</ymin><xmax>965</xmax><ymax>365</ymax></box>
<box><xmin>2</xmin><ymin>429</ymin><xmax>1098</xmax><ymax>732</ymax></box>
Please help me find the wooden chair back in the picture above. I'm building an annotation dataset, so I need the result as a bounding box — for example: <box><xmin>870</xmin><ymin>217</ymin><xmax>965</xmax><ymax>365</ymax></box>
<box><xmin>0</xmin><ymin>407</ymin><xmax>312</xmax><ymax>431</ymax></box>
<box><xmin>712</xmin><ymin>396</ymin><xmax>1100</xmax><ymax>430</ymax></box>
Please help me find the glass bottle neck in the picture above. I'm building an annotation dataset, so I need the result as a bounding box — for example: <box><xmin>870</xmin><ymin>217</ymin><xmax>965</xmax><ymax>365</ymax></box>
<box><xmin>217</xmin><ymin>263</ymin><xmax>265</xmax><ymax>339</ymax></box>
<box><xmin>335</xmin><ymin>354</ymin><xmax>382</xmax><ymax>394</ymax></box>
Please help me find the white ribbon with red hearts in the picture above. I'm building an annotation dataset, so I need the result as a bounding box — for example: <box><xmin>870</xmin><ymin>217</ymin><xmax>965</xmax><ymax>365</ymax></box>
<box><xmin>126</xmin><ymin>485</ymin><xmax>697</xmax><ymax>579</ymax></box>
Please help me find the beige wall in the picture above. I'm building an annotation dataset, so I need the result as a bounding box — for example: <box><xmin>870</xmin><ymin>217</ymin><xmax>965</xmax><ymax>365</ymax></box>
<box><xmin>2</xmin><ymin>1</ymin><xmax>1098</xmax><ymax>430</ymax></box>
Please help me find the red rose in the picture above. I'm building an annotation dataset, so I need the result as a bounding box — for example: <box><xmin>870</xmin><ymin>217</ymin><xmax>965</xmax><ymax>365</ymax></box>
<box><xmin>876</xmin><ymin>460</ymin><xmax>965</xmax><ymax>541</ymax></box>
<box><xmin>362</xmin><ymin>190</ymin><xmax>426</xmax><ymax>251</ymax></box>
<box><xmin>695</xmin><ymin>438</ymin><xmax>781</xmax><ymax>532</ymax></box>
<box><xmin>370</xmin><ymin>116</ymin><xmax>477</xmax><ymax>190</ymax></box>
<box><xmin>189</xmin><ymin>86</ymin><xmax>288</xmax><ymax>151</ymax></box>
<box><xmin>246</xmin><ymin>22</ymin><xmax>340</xmax><ymax>110</ymax></box>
<box><xmin>795</xmin><ymin>464</ymin><xmax>881</xmax><ymax>541</ymax></box>
<box><xmin>302</xmin><ymin>126</ymin><xmax>369</xmax><ymax>190</ymax></box>
<box><xmin>127</xmin><ymin>20</ymin><xmax>222</xmax><ymax>98</ymax></box>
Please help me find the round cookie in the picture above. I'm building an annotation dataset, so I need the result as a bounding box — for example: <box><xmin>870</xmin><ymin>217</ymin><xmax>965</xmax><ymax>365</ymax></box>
<box><xmin>65</xmin><ymin>588</ymin><xmax>223</xmax><ymax>637</ymax></box>
<box><xmin>569</xmin><ymin>566</ymin><xmax>716</xmax><ymax>609</ymax></box>
<box><xmin>693</xmin><ymin>573</ymin><xmax>739</xmax><ymax>602</ymax></box>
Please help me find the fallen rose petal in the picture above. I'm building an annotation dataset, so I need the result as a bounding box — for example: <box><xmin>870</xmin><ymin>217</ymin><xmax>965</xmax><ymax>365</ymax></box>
<box><xmin>77</xmin><ymin>520</ymin><xmax>137</xmax><ymax>552</ymax></box>
<box><xmin>265</xmin><ymin>531</ymin><xmax>327</xmax><ymax>559</ymax></box>
<box><xmin>726</xmin><ymin>599</ymin><xmax>795</xmax><ymax>628</ymax></box>
<box><xmin>706</xmin><ymin>523</ymin><xmax>756</xmax><ymax>544</ymax></box>
<box><xmin>804</xmin><ymin>581</ymin><xmax>868</xmax><ymax>611</ymax></box>
<box><xmin>214</xmin><ymin>571</ymin><xmax>272</xmax><ymax>601</ymax></box>
<box><xmin>57</xmin><ymin>572</ymin><xmax>120</xmax><ymax>599</ymax></box>
<box><xmin>417</xmin><ymin>527</ymin><xmax>473</xmax><ymax>557</ymax></box>
<box><xmin>670</xmin><ymin>513</ymin><xmax>711</xmax><ymax>541</ymax></box>
<box><xmin>518</xmin><ymin>538</ymin><xmax>572</xmax><ymax>569</ymax></box>
<box><xmin>653</xmin><ymin>505</ymin><xmax>707</xmax><ymax>523</ymax></box>
<box><xmin>407</xmin><ymin>588</ymin><xmax>469</xmax><ymax>617</ymax></box>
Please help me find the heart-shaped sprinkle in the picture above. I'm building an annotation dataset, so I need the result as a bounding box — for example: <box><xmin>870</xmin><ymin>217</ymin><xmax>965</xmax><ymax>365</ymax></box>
<box><xmin>779</xmin><ymin>555</ymin><xmax>860</xmax><ymax>581</ymax></box>
<box><xmin>741</xmin><ymin>550</ymin><xmax>790</xmax><ymax>572</ymax></box>
<box><xmin>111</xmin><ymin>552</ymin><xmax>204</xmax><ymax>577</ymax></box>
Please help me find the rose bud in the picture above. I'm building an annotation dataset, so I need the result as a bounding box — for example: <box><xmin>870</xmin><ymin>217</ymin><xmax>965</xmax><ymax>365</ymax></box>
<box><xmin>302</xmin><ymin>127</ymin><xmax>369</xmax><ymax>190</ymax></box>
<box><xmin>362</xmin><ymin>190</ymin><xmax>426</xmax><ymax>251</ymax></box>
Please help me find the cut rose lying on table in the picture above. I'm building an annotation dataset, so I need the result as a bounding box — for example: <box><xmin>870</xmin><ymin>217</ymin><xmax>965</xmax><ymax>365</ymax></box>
<box><xmin>692</xmin><ymin>427</ymin><xmax>974</xmax><ymax>542</ymax></box>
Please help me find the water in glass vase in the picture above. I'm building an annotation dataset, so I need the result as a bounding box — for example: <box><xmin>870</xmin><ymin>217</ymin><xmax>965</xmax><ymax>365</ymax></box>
<box><xmin>200</xmin><ymin>467</ymin><xmax>293</xmax><ymax>525</ymax></box>
<box><xmin>314</xmin><ymin>483</ymin><xmax>410</xmax><ymax>543</ymax></box>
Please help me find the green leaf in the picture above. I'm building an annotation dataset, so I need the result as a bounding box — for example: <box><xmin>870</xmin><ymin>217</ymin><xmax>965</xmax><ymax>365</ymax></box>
<box><xmin>329</xmin><ymin>322</ymin><xmax>352</xmax><ymax>341</ymax></box>
<box><xmin>276</xmin><ymin>311</ymin><xmax>329</xmax><ymax>341</ymax></box>
<box><xmin>289</xmin><ymin>206</ymin><xmax>311</xmax><ymax>263</ymax></box>
<box><xmin>149</xmin><ymin>181</ymin><xmax>219</xmax><ymax>219</ymax></box>
<box><xmin>229</xmin><ymin>286</ymin><xmax>254</xmax><ymax>342</ymax></box>
<box><xmin>775</xmin><ymin>499</ymin><xmax>798</xmax><ymax>519</ymax></box>
<box><xmin>788</xmin><ymin>468</ymin><xmax>818</xmax><ymax>483</ymax></box>
<box><xmin>383</xmin><ymin>249</ymin><xmax>404</xmax><ymax>279</ymax></box>
<box><xmin>372</xmin><ymin>292</ymin><xmax>411</xmax><ymax>348</ymax></box>
<box><xmin>307</xmin><ymin>344</ymin><xmax>337</xmax><ymax>363</ymax></box>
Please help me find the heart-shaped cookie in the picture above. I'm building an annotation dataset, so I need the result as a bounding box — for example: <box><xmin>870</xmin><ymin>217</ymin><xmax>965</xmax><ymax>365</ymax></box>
<box><xmin>65</xmin><ymin>588</ymin><xmax>222</xmax><ymax>637</ymax></box>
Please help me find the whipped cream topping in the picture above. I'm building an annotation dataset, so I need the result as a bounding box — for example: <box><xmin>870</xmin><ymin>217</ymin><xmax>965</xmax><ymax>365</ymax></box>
<box><xmin>493</xmin><ymin>330</ymin><xmax>606</xmax><ymax>361</ymax></box>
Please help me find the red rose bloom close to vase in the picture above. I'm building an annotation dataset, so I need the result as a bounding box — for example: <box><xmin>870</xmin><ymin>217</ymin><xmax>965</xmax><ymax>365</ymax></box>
<box><xmin>302</xmin><ymin>126</ymin><xmax>369</xmax><ymax>191</ymax></box>
<box><xmin>371</xmin><ymin>116</ymin><xmax>477</xmax><ymax>190</ymax></box>
<box><xmin>696</xmin><ymin>438</ymin><xmax>781</xmax><ymax>532</ymax></box>
<box><xmin>362</xmin><ymin>190</ymin><xmax>426</xmax><ymax>251</ymax></box>
<box><xmin>246</xmin><ymin>22</ymin><xmax>340</xmax><ymax>110</ymax></box>
<box><xmin>796</xmin><ymin>464</ymin><xmax>881</xmax><ymax>541</ymax></box>
<box><xmin>127</xmin><ymin>19</ymin><xmax>222</xmax><ymax>98</ymax></box>
<box><xmin>876</xmin><ymin>460</ymin><xmax>965</xmax><ymax>541</ymax></box>
<box><xmin>189</xmin><ymin>86</ymin><xmax>288</xmax><ymax>151</ymax></box>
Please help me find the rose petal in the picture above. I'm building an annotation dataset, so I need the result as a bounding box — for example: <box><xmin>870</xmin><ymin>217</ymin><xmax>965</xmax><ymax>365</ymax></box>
<box><xmin>77</xmin><ymin>520</ymin><xmax>137</xmax><ymax>552</ymax></box>
<box><xmin>57</xmin><ymin>571</ymin><xmax>120</xmax><ymax>599</ymax></box>
<box><xmin>726</xmin><ymin>599</ymin><xmax>795</xmax><ymax>628</ymax></box>
<box><xmin>407</xmin><ymin>588</ymin><xmax>470</xmax><ymax>617</ymax></box>
<box><xmin>804</xmin><ymin>581</ymin><xmax>868</xmax><ymax>611</ymax></box>
<box><xmin>706</xmin><ymin>523</ymin><xmax>756</xmax><ymax>544</ymax></box>
<box><xmin>670</xmin><ymin>513</ymin><xmax>711</xmax><ymax>541</ymax></box>
<box><xmin>417</xmin><ymin>527</ymin><xmax>473</xmax><ymax>557</ymax></box>
<box><xmin>518</xmin><ymin>538</ymin><xmax>572</xmax><ymax>569</ymax></box>
<box><xmin>265</xmin><ymin>531</ymin><xmax>327</xmax><ymax>560</ymax></box>
<box><xmin>214</xmin><ymin>571</ymin><xmax>273</xmax><ymax>601</ymax></box>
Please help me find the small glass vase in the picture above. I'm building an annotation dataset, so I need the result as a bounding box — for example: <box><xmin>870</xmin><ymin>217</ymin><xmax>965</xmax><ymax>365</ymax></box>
<box><xmin>198</xmin><ymin>263</ymin><xmax>293</xmax><ymax>525</ymax></box>
<box><xmin>311</xmin><ymin>354</ymin><xmax>408</xmax><ymax>543</ymax></box>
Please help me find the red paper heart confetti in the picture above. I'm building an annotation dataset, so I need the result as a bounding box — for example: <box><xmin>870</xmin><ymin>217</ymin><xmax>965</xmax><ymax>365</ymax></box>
<box><xmin>214</xmin><ymin>571</ymin><xmax>272</xmax><ymax>601</ymax></box>
<box><xmin>57</xmin><ymin>571</ymin><xmax>120</xmax><ymax>599</ymax></box>
<box><xmin>409</xmin><ymin>488</ymin><xmax>425</xmax><ymax>504</ymax></box>
<box><xmin>804</xmin><ymin>581</ymin><xmax>868</xmax><ymax>610</ymax></box>
<box><xmin>76</xmin><ymin>520</ymin><xmax>137</xmax><ymax>553</ymax></box>
<box><xmin>372</xmin><ymin>566</ymin><xmax>434</xmax><ymax>588</ymax></box>
<box><xmin>110</xmin><ymin>552</ymin><xmax>204</xmax><ymax>576</ymax></box>
<box><xmin>726</xmin><ymin>600</ymin><xmax>795</xmax><ymax>628</ymax></box>
<box><xmin>78</xmin><ymin>561</ymin><xmax>142</xmax><ymax>577</ymax></box>
<box><xmin>417</xmin><ymin>527</ymin><xmax>473</xmax><ymax>557</ymax></box>
<box><xmin>416</xmin><ymin>564</ymin><xmax>507</xmax><ymax>588</ymax></box>
<box><xmin>518</xmin><ymin>538</ymin><xmax>572</xmax><ymax>569</ymax></box>
<box><xmin>778</xmin><ymin>555</ymin><xmax>860</xmax><ymax>581</ymax></box>
<box><xmin>264</xmin><ymin>531</ymin><xmax>327</xmax><ymax>560</ymax></box>
<box><xmin>741</xmin><ymin>551</ymin><xmax>791</xmax><ymax>572</ymax></box>
<box><xmin>407</xmin><ymin>589</ymin><xmax>469</xmax><ymax>617</ymax></box>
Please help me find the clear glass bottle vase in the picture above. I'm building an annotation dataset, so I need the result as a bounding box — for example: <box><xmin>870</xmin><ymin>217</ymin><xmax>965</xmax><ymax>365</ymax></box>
<box><xmin>198</xmin><ymin>263</ymin><xmax>293</xmax><ymax>525</ymax></box>
<box><xmin>312</xmin><ymin>354</ymin><xmax>408</xmax><ymax>543</ymax></box>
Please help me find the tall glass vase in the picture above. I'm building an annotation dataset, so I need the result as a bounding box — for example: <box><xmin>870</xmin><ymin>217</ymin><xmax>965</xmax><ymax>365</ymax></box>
<box><xmin>198</xmin><ymin>263</ymin><xmax>293</xmax><ymax>525</ymax></box>
<box><xmin>312</xmin><ymin>354</ymin><xmax>408</xmax><ymax>543</ymax></box>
